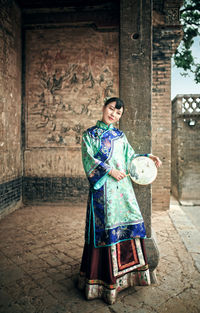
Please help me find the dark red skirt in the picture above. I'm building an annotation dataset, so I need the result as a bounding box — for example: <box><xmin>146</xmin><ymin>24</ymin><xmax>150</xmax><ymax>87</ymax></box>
<box><xmin>78</xmin><ymin>224</ymin><xmax>150</xmax><ymax>304</ymax></box>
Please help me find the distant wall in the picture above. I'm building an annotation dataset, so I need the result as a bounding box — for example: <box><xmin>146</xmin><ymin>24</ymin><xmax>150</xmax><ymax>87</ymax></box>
<box><xmin>171</xmin><ymin>95</ymin><xmax>200</xmax><ymax>204</ymax></box>
<box><xmin>0</xmin><ymin>0</ymin><xmax>22</xmax><ymax>217</ymax></box>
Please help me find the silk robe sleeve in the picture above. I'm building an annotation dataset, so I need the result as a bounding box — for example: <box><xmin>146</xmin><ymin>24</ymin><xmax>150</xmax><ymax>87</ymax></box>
<box><xmin>124</xmin><ymin>134</ymin><xmax>149</xmax><ymax>169</ymax></box>
<box><xmin>82</xmin><ymin>131</ymin><xmax>111</xmax><ymax>190</ymax></box>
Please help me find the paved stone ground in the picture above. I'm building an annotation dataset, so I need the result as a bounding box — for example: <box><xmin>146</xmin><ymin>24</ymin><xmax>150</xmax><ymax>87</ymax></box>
<box><xmin>0</xmin><ymin>201</ymin><xmax>200</xmax><ymax>313</ymax></box>
<box><xmin>169</xmin><ymin>198</ymin><xmax>200</xmax><ymax>273</ymax></box>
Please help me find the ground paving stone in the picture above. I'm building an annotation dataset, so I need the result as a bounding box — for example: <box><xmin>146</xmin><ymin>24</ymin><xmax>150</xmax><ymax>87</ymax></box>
<box><xmin>0</xmin><ymin>265</ymin><xmax>25</xmax><ymax>285</ymax></box>
<box><xmin>43</xmin><ymin>303</ymin><xmax>67</xmax><ymax>313</ymax></box>
<box><xmin>0</xmin><ymin>202</ymin><xmax>200</xmax><ymax>313</ymax></box>
<box><xmin>109</xmin><ymin>302</ymin><xmax>138</xmax><ymax>313</ymax></box>
<box><xmin>169</xmin><ymin>200</ymin><xmax>200</xmax><ymax>272</ymax></box>
<box><xmin>92</xmin><ymin>307</ymin><xmax>111</xmax><ymax>313</ymax></box>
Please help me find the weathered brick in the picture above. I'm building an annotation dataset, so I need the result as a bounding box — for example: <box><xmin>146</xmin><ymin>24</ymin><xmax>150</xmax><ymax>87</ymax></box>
<box><xmin>171</xmin><ymin>95</ymin><xmax>200</xmax><ymax>204</ymax></box>
<box><xmin>152</xmin><ymin>20</ymin><xmax>182</xmax><ymax>210</ymax></box>
<box><xmin>0</xmin><ymin>1</ymin><xmax>22</xmax><ymax>186</ymax></box>
<box><xmin>0</xmin><ymin>0</ymin><xmax>22</xmax><ymax>216</ymax></box>
<box><xmin>0</xmin><ymin>178</ymin><xmax>22</xmax><ymax>215</ymax></box>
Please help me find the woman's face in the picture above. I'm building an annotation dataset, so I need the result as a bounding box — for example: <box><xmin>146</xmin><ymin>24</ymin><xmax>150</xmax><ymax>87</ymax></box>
<box><xmin>102</xmin><ymin>102</ymin><xmax>123</xmax><ymax>125</ymax></box>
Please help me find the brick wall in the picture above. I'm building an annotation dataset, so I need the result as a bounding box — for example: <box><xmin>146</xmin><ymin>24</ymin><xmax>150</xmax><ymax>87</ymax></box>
<box><xmin>172</xmin><ymin>95</ymin><xmax>200</xmax><ymax>204</ymax></box>
<box><xmin>0</xmin><ymin>0</ymin><xmax>22</xmax><ymax>216</ymax></box>
<box><xmin>152</xmin><ymin>45</ymin><xmax>172</xmax><ymax>210</ymax></box>
<box><xmin>152</xmin><ymin>3</ymin><xmax>182</xmax><ymax>210</ymax></box>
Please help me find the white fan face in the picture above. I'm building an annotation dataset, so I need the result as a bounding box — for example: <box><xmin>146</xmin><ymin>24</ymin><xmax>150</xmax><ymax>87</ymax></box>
<box><xmin>129</xmin><ymin>157</ymin><xmax>157</xmax><ymax>185</ymax></box>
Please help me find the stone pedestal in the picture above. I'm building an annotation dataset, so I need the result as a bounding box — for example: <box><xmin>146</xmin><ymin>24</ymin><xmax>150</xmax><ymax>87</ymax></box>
<box><xmin>119</xmin><ymin>0</ymin><xmax>159</xmax><ymax>280</ymax></box>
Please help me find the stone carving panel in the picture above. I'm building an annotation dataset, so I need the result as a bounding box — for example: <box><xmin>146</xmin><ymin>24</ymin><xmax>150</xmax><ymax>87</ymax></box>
<box><xmin>25</xmin><ymin>28</ymin><xmax>119</xmax><ymax>148</ymax></box>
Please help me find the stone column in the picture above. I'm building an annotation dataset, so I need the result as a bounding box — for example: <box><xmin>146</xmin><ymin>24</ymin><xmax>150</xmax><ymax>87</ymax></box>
<box><xmin>119</xmin><ymin>0</ymin><xmax>159</xmax><ymax>281</ymax></box>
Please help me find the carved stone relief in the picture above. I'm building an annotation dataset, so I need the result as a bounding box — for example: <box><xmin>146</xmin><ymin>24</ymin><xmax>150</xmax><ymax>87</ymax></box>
<box><xmin>25</xmin><ymin>28</ymin><xmax>119</xmax><ymax>148</ymax></box>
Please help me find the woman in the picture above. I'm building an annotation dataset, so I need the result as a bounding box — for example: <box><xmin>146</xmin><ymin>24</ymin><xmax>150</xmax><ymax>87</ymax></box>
<box><xmin>78</xmin><ymin>97</ymin><xmax>162</xmax><ymax>304</ymax></box>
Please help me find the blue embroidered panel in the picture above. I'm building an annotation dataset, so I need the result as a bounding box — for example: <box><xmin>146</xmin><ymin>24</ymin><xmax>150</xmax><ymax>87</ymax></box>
<box><xmin>86</xmin><ymin>126</ymin><xmax>123</xmax><ymax>187</ymax></box>
<box><xmin>83</xmin><ymin>123</ymin><xmax>147</xmax><ymax>247</ymax></box>
<box><xmin>94</xmin><ymin>129</ymin><xmax>123</xmax><ymax>162</ymax></box>
<box><xmin>92</xmin><ymin>187</ymin><xmax>146</xmax><ymax>247</ymax></box>
<box><xmin>88</xmin><ymin>163</ymin><xmax>110</xmax><ymax>187</ymax></box>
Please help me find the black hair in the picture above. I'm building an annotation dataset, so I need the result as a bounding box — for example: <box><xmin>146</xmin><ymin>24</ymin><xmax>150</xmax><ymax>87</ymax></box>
<box><xmin>104</xmin><ymin>97</ymin><xmax>124</xmax><ymax>113</ymax></box>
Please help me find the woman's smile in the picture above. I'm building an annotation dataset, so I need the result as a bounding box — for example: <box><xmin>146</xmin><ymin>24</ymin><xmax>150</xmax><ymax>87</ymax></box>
<box><xmin>102</xmin><ymin>101</ymin><xmax>123</xmax><ymax>125</ymax></box>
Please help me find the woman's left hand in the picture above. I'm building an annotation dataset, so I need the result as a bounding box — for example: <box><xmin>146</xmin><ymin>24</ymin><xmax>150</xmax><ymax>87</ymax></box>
<box><xmin>148</xmin><ymin>154</ymin><xmax>162</xmax><ymax>168</ymax></box>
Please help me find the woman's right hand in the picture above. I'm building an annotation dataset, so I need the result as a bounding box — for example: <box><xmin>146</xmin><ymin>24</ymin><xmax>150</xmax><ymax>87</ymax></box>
<box><xmin>109</xmin><ymin>169</ymin><xmax>126</xmax><ymax>181</ymax></box>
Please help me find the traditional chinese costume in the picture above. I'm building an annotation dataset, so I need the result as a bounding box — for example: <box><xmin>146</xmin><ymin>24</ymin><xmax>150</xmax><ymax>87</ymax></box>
<box><xmin>78</xmin><ymin>120</ymin><xmax>151</xmax><ymax>304</ymax></box>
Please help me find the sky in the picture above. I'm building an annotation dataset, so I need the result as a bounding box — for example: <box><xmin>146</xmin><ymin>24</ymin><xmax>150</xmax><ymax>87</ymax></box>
<box><xmin>171</xmin><ymin>37</ymin><xmax>200</xmax><ymax>100</ymax></box>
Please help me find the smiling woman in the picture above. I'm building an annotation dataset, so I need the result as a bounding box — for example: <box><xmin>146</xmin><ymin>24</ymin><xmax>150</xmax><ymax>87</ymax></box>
<box><xmin>78</xmin><ymin>97</ymin><xmax>162</xmax><ymax>304</ymax></box>
<box><xmin>102</xmin><ymin>97</ymin><xmax>124</xmax><ymax>125</ymax></box>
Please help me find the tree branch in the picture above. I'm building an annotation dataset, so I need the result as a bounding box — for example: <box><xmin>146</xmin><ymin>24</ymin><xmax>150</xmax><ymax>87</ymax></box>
<box><xmin>180</xmin><ymin>5</ymin><xmax>200</xmax><ymax>13</ymax></box>
<box><xmin>182</xmin><ymin>21</ymin><xmax>200</xmax><ymax>26</ymax></box>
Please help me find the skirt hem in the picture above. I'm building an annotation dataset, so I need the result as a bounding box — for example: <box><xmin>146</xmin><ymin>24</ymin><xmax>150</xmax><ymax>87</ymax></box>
<box><xmin>78</xmin><ymin>268</ymin><xmax>151</xmax><ymax>305</ymax></box>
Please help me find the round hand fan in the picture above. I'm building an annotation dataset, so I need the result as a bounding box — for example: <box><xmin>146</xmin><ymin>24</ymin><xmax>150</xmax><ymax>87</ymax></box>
<box><xmin>128</xmin><ymin>156</ymin><xmax>157</xmax><ymax>185</ymax></box>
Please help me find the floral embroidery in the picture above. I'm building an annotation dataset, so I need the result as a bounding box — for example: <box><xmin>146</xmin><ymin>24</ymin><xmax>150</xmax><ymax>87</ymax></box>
<box><xmin>82</xmin><ymin>122</ymin><xmax>148</xmax><ymax>247</ymax></box>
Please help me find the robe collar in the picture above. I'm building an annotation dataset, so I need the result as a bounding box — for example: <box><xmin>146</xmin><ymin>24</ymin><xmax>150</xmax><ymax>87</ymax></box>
<box><xmin>96</xmin><ymin>120</ymin><xmax>114</xmax><ymax>130</ymax></box>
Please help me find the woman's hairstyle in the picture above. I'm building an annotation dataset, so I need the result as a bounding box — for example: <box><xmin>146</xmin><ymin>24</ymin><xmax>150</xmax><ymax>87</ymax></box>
<box><xmin>104</xmin><ymin>97</ymin><xmax>124</xmax><ymax>112</ymax></box>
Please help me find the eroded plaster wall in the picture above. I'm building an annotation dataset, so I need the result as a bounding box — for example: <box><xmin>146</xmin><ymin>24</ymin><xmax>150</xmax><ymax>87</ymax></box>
<box><xmin>23</xmin><ymin>25</ymin><xmax>119</xmax><ymax>202</ymax></box>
